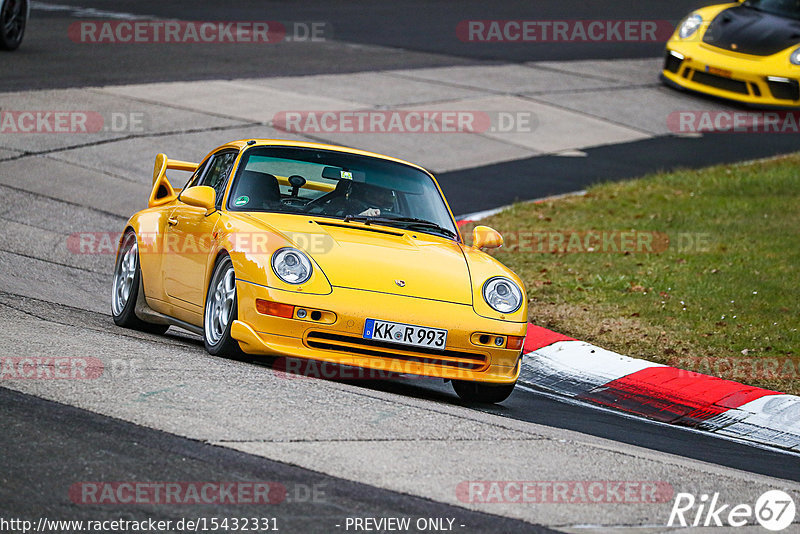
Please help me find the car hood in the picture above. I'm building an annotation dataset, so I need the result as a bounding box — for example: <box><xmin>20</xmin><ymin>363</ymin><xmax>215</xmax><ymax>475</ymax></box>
<box><xmin>241</xmin><ymin>213</ymin><xmax>473</xmax><ymax>304</ymax></box>
<box><xmin>703</xmin><ymin>5</ymin><xmax>800</xmax><ymax>56</ymax></box>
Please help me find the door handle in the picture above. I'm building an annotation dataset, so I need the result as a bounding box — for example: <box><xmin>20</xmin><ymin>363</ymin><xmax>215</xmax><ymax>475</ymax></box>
<box><xmin>167</xmin><ymin>217</ymin><xmax>178</xmax><ymax>226</ymax></box>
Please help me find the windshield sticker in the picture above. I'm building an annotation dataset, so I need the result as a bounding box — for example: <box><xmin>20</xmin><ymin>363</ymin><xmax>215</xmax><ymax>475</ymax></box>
<box><xmin>340</xmin><ymin>170</ymin><xmax>353</xmax><ymax>180</ymax></box>
<box><xmin>234</xmin><ymin>195</ymin><xmax>249</xmax><ymax>206</ymax></box>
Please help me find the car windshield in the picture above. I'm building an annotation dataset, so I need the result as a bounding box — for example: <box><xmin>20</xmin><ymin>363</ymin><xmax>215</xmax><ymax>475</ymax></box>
<box><xmin>226</xmin><ymin>146</ymin><xmax>459</xmax><ymax>239</ymax></box>
<box><xmin>744</xmin><ymin>0</ymin><xmax>800</xmax><ymax>19</ymax></box>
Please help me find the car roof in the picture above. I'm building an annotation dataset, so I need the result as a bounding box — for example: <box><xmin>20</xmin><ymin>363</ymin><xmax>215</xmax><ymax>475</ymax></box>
<box><xmin>209</xmin><ymin>139</ymin><xmax>432</xmax><ymax>175</ymax></box>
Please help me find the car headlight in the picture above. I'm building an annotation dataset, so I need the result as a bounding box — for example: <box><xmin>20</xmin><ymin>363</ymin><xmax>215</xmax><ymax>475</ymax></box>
<box><xmin>791</xmin><ymin>46</ymin><xmax>800</xmax><ymax>65</ymax></box>
<box><xmin>271</xmin><ymin>247</ymin><xmax>312</xmax><ymax>284</ymax></box>
<box><xmin>678</xmin><ymin>13</ymin><xmax>703</xmax><ymax>39</ymax></box>
<box><xmin>482</xmin><ymin>277</ymin><xmax>523</xmax><ymax>314</ymax></box>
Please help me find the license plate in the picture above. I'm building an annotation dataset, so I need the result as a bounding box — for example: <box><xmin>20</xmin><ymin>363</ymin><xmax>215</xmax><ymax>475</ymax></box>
<box><xmin>706</xmin><ymin>66</ymin><xmax>732</xmax><ymax>78</ymax></box>
<box><xmin>363</xmin><ymin>319</ymin><xmax>447</xmax><ymax>350</ymax></box>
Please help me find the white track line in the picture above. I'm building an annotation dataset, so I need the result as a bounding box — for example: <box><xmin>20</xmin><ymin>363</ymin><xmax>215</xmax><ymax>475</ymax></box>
<box><xmin>31</xmin><ymin>1</ymin><xmax>158</xmax><ymax>20</ymax></box>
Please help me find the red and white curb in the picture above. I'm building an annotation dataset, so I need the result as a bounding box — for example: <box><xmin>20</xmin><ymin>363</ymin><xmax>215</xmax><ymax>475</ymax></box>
<box><xmin>518</xmin><ymin>324</ymin><xmax>800</xmax><ymax>452</ymax></box>
<box><xmin>458</xmin><ymin>206</ymin><xmax>799</xmax><ymax>452</ymax></box>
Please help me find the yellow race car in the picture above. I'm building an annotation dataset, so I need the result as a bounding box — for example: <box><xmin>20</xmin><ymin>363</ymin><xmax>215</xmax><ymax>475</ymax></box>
<box><xmin>112</xmin><ymin>140</ymin><xmax>527</xmax><ymax>403</ymax></box>
<box><xmin>662</xmin><ymin>0</ymin><xmax>800</xmax><ymax>107</ymax></box>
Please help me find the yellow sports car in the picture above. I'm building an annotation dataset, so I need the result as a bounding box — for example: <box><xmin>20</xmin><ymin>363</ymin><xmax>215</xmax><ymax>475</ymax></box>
<box><xmin>662</xmin><ymin>0</ymin><xmax>800</xmax><ymax>107</ymax></box>
<box><xmin>112</xmin><ymin>140</ymin><xmax>527</xmax><ymax>403</ymax></box>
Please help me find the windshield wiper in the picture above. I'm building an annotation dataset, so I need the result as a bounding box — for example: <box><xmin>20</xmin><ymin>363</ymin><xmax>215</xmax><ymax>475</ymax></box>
<box><xmin>343</xmin><ymin>215</ymin><xmax>458</xmax><ymax>239</ymax></box>
<box><xmin>382</xmin><ymin>217</ymin><xmax>459</xmax><ymax>238</ymax></box>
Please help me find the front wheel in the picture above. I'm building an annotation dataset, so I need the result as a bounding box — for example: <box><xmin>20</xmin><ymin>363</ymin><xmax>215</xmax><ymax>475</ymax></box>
<box><xmin>203</xmin><ymin>255</ymin><xmax>243</xmax><ymax>356</ymax></box>
<box><xmin>0</xmin><ymin>0</ymin><xmax>27</xmax><ymax>51</ymax></box>
<box><xmin>452</xmin><ymin>379</ymin><xmax>516</xmax><ymax>404</ymax></box>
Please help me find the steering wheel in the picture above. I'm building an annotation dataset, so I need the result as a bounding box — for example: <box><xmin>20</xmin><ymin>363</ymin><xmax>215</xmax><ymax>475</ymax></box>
<box><xmin>304</xmin><ymin>190</ymin><xmax>337</xmax><ymax>214</ymax></box>
<box><xmin>305</xmin><ymin>191</ymin><xmax>372</xmax><ymax>216</ymax></box>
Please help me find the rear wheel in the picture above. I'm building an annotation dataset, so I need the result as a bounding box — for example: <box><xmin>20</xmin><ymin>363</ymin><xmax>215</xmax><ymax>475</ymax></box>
<box><xmin>111</xmin><ymin>231</ymin><xmax>169</xmax><ymax>334</ymax></box>
<box><xmin>452</xmin><ymin>379</ymin><xmax>516</xmax><ymax>404</ymax></box>
<box><xmin>0</xmin><ymin>0</ymin><xmax>27</xmax><ymax>51</ymax></box>
<box><xmin>203</xmin><ymin>255</ymin><xmax>243</xmax><ymax>356</ymax></box>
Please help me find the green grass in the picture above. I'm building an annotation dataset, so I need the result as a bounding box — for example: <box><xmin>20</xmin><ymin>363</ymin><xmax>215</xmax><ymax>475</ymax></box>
<box><xmin>467</xmin><ymin>154</ymin><xmax>800</xmax><ymax>394</ymax></box>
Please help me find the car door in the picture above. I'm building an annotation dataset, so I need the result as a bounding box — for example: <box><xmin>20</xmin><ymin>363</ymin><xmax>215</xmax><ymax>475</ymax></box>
<box><xmin>162</xmin><ymin>150</ymin><xmax>238</xmax><ymax>309</ymax></box>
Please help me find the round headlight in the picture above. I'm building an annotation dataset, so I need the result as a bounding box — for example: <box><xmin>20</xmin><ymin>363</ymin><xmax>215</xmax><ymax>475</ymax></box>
<box><xmin>482</xmin><ymin>277</ymin><xmax>523</xmax><ymax>314</ymax></box>
<box><xmin>271</xmin><ymin>248</ymin><xmax>312</xmax><ymax>285</ymax></box>
<box><xmin>791</xmin><ymin>47</ymin><xmax>800</xmax><ymax>66</ymax></box>
<box><xmin>678</xmin><ymin>13</ymin><xmax>703</xmax><ymax>39</ymax></box>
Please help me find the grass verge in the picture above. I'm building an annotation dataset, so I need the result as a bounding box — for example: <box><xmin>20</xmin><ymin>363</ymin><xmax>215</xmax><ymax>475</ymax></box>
<box><xmin>466</xmin><ymin>154</ymin><xmax>800</xmax><ymax>394</ymax></box>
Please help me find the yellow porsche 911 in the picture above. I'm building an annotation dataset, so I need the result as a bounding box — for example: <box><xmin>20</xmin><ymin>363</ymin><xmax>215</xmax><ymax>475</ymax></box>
<box><xmin>663</xmin><ymin>0</ymin><xmax>800</xmax><ymax>107</ymax></box>
<box><xmin>112</xmin><ymin>140</ymin><xmax>527</xmax><ymax>403</ymax></box>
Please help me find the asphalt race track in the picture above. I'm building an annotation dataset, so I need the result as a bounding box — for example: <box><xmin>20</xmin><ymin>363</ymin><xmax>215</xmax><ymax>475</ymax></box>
<box><xmin>4</xmin><ymin>0</ymin><xmax>717</xmax><ymax>90</ymax></box>
<box><xmin>0</xmin><ymin>387</ymin><xmax>554</xmax><ymax>533</ymax></box>
<box><xmin>1</xmin><ymin>2</ymin><xmax>799</xmax><ymax>533</ymax></box>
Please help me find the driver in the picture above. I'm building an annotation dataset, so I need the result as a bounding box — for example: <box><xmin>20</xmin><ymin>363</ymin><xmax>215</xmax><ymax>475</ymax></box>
<box><xmin>351</xmin><ymin>182</ymin><xmax>395</xmax><ymax>216</ymax></box>
<box><xmin>305</xmin><ymin>180</ymin><xmax>395</xmax><ymax>217</ymax></box>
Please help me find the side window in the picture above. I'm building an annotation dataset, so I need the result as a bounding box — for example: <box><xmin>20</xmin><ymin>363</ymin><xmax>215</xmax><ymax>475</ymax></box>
<box><xmin>197</xmin><ymin>151</ymin><xmax>238</xmax><ymax>208</ymax></box>
<box><xmin>183</xmin><ymin>158</ymin><xmax>209</xmax><ymax>190</ymax></box>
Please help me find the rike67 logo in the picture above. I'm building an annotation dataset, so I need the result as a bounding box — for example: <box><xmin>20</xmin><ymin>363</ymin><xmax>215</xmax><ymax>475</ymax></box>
<box><xmin>668</xmin><ymin>490</ymin><xmax>796</xmax><ymax>531</ymax></box>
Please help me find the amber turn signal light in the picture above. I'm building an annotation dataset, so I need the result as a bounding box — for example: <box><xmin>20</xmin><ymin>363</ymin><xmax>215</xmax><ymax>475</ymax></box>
<box><xmin>506</xmin><ymin>335</ymin><xmax>525</xmax><ymax>351</ymax></box>
<box><xmin>256</xmin><ymin>299</ymin><xmax>294</xmax><ymax>318</ymax></box>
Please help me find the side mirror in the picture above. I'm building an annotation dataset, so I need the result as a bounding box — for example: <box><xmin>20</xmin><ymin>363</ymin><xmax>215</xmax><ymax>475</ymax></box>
<box><xmin>180</xmin><ymin>186</ymin><xmax>216</xmax><ymax>212</ymax></box>
<box><xmin>472</xmin><ymin>225</ymin><xmax>504</xmax><ymax>250</ymax></box>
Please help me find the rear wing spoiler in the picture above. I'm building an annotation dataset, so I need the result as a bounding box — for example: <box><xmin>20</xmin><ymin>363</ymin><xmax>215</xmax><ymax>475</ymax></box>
<box><xmin>149</xmin><ymin>153</ymin><xmax>199</xmax><ymax>207</ymax></box>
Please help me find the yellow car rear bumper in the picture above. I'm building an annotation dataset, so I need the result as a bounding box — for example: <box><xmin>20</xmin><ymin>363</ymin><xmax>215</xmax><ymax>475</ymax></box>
<box><xmin>231</xmin><ymin>280</ymin><xmax>525</xmax><ymax>384</ymax></box>
<box><xmin>663</xmin><ymin>41</ymin><xmax>800</xmax><ymax>107</ymax></box>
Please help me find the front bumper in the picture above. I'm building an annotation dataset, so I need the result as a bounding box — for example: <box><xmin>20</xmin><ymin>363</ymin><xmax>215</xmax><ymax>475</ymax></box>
<box><xmin>663</xmin><ymin>41</ymin><xmax>800</xmax><ymax>107</ymax></box>
<box><xmin>231</xmin><ymin>280</ymin><xmax>525</xmax><ymax>384</ymax></box>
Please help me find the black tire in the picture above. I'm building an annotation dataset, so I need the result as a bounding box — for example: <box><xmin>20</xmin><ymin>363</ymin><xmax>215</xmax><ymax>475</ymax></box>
<box><xmin>0</xmin><ymin>0</ymin><xmax>27</xmax><ymax>51</ymax></box>
<box><xmin>111</xmin><ymin>231</ymin><xmax>170</xmax><ymax>334</ymax></box>
<box><xmin>203</xmin><ymin>255</ymin><xmax>243</xmax><ymax>356</ymax></box>
<box><xmin>452</xmin><ymin>379</ymin><xmax>516</xmax><ymax>404</ymax></box>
